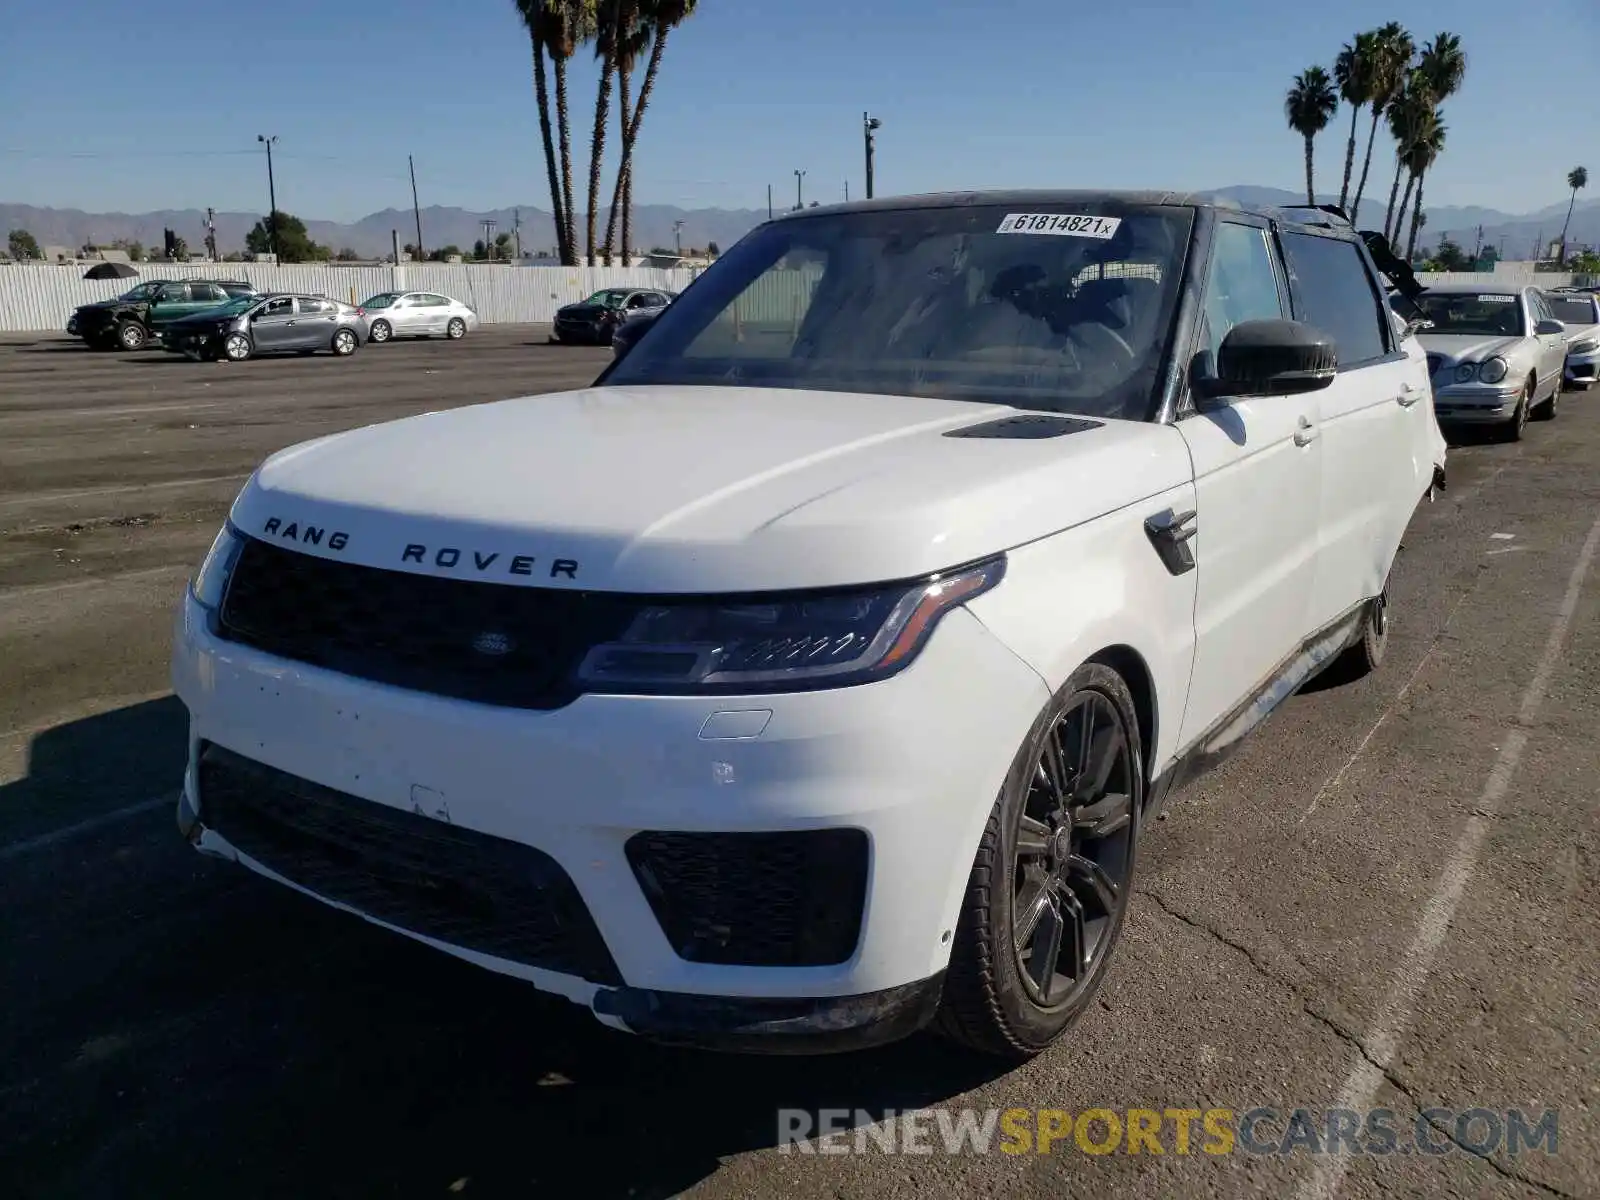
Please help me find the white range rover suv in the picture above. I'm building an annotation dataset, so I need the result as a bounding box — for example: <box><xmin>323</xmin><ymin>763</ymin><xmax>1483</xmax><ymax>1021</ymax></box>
<box><xmin>172</xmin><ymin>192</ymin><xmax>1447</xmax><ymax>1059</ymax></box>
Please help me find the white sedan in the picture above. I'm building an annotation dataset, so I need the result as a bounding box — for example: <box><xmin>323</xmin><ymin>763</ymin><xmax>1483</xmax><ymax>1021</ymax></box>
<box><xmin>359</xmin><ymin>291</ymin><xmax>479</xmax><ymax>343</ymax></box>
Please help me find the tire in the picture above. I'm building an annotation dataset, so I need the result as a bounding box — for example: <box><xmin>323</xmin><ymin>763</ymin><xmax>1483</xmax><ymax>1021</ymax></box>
<box><xmin>446</xmin><ymin>317</ymin><xmax>466</xmax><ymax>340</ymax></box>
<box><xmin>222</xmin><ymin>332</ymin><xmax>253</xmax><ymax>362</ymax></box>
<box><xmin>1498</xmin><ymin>380</ymin><xmax>1532</xmax><ymax>442</ymax></box>
<box><xmin>1326</xmin><ymin>580</ymin><xmax>1390</xmax><ymax>684</ymax></box>
<box><xmin>331</xmin><ymin>328</ymin><xmax>359</xmax><ymax>357</ymax></box>
<box><xmin>935</xmin><ymin>662</ymin><xmax>1144</xmax><ymax>1060</ymax></box>
<box><xmin>369</xmin><ymin>319</ymin><xmax>392</xmax><ymax>343</ymax></box>
<box><xmin>117</xmin><ymin>320</ymin><xmax>148</xmax><ymax>351</ymax></box>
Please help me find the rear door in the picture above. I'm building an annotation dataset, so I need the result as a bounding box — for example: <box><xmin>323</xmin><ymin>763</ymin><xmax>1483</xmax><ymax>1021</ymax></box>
<box><xmin>291</xmin><ymin>297</ymin><xmax>338</xmax><ymax>349</ymax></box>
<box><xmin>1527</xmin><ymin>290</ymin><xmax>1567</xmax><ymax>398</ymax></box>
<box><xmin>1174</xmin><ymin>215</ymin><xmax>1325</xmax><ymax>749</ymax></box>
<box><xmin>1279</xmin><ymin>227</ymin><xmax>1421</xmax><ymax>630</ymax></box>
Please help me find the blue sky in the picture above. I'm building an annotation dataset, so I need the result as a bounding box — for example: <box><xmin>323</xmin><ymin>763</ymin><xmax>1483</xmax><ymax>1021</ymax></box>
<box><xmin>1</xmin><ymin>0</ymin><xmax>1593</xmax><ymax>220</ymax></box>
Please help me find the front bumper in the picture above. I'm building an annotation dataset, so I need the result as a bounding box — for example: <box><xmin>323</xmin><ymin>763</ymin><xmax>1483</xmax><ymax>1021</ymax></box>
<box><xmin>1430</xmin><ymin>382</ymin><xmax>1521</xmax><ymax>423</ymax></box>
<box><xmin>553</xmin><ymin>315</ymin><xmax>616</xmax><ymax>343</ymax></box>
<box><xmin>1565</xmin><ymin>349</ymin><xmax>1598</xmax><ymax>385</ymax></box>
<box><xmin>171</xmin><ymin>589</ymin><xmax>1049</xmax><ymax>1049</ymax></box>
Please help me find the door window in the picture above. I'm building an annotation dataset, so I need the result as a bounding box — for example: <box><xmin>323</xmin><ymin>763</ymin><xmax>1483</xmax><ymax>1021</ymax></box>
<box><xmin>1198</xmin><ymin>222</ymin><xmax>1287</xmax><ymax>365</ymax></box>
<box><xmin>257</xmin><ymin>297</ymin><xmax>293</xmax><ymax>318</ymax></box>
<box><xmin>1280</xmin><ymin>232</ymin><xmax>1391</xmax><ymax>368</ymax></box>
<box><xmin>296</xmin><ymin>298</ymin><xmax>334</xmax><ymax>315</ymax></box>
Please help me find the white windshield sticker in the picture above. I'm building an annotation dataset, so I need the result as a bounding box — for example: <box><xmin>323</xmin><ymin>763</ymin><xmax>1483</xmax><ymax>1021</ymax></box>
<box><xmin>996</xmin><ymin>213</ymin><xmax>1122</xmax><ymax>239</ymax></box>
<box><xmin>1476</xmin><ymin>294</ymin><xmax>1516</xmax><ymax>303</ymax></box>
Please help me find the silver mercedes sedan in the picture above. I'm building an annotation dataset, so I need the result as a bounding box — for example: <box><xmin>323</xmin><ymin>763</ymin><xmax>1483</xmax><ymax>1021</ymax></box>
<box><xmin>1395</xmin><ymin>283</ymin><xmax>1569</xmax><ymax>440</ymax></box>
<box><xmin>358</xmin><ymin>291</ymin><xmax>480</xmax><ymax>343</ymax></box>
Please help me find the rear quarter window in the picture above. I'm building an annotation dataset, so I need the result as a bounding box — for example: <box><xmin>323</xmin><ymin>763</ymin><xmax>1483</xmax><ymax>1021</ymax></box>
<box><xmin>1279</xmin><ymin>231</ymin><xmax>1391</xmax><ymax>368</ymax></box>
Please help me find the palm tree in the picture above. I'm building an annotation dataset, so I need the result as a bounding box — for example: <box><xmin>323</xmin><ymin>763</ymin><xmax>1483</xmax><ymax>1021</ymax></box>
<box><xmin>583</xmin><ymin>0</ymin><xmax>625</xmax><ymax>264</ymax></box>
<box><xmin>1559</xmin><ymin>166</ymin><xmax>1589</xmax><ymax>263</ymax></box>
<box><xmin>1415</xmin><ymin>32</ymin><xmax>1466</xmax><ymax>103</ymax></box>
<box><xmin>1382</xmin><ymin>72</ymin><xmax>1431</xmax><ymax>242</ymax></box>
<box><xmin>601</xmin><ymin>1</ymin><xmax>650</xmax><ymax>264</ymax></box>
<box><xmin>514</xmin><ymin>1</ymin><xmax>568</xmax><ymax>265</ymax></box>
<box><xmin>1333</xmin><ymin>32</ymin><xmax>1378</xmax><ymax>211</ymax></box>
<box><xmin>608</xmin><ymin>0</ymin><xmax>698</xmax><ymax>264</ymax></box>
<box><xmin>1351</xmin><ymin>23</ymin><xmax>1415</xmax><ymax>225</ymax></box>
<box><xmin>545</xmin><ymin>2</ymin><xmax>595</xmax><ymax>265</ymax></box>
<box><xmin>1403</xmin><ymin>112</ymin><xmax>1446</xmax><ymax>261</ymax></box>
<box><xmin>1286</xmin><ymin>67</ymin><xmax>1338</xmax><ymax>204</ymax></box>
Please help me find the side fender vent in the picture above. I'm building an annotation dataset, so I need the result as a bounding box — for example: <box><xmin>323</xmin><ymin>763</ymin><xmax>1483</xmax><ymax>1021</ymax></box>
<box><xmin>944</xmin><ymin>414</ymin><xmax>1102</xmax><ymax>440</ymax></box>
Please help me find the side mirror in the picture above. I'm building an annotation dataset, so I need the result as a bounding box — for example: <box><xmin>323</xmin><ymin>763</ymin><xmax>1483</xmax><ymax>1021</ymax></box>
<box><xmin>1195</xmin><ymin>319</ymin><xmax>1338</xmax><ymax>405</ymax></box>
<box><xmin>1535</xmin><ymin>318</ymin><xmax>1566</xmax><ymax>336</ymax></box>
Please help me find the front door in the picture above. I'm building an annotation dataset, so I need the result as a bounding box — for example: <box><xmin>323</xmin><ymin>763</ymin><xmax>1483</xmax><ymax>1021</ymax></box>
<box><xmin>1279</xmin><ymin>227</ymin><xmax>1419</xmax><ymax>629</ymax></box>
<box><xmin>249</xmin><ymin>296</ymin><xmax>297</xmax><ymax>352</ymax></box>
<box><xmin>1175</xmin><ymin>217</ymin><xmax>1325</xmax><ymax>749</ymax></box>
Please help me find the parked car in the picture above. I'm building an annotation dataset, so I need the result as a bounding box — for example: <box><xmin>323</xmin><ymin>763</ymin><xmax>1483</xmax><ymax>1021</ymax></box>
<box><xmin>72</xmin><ymin>279</ymin><xmax>259</xmax><ymax>350</ymax></box>
<box><xmin>1542</xmin><ymin>289</ymin><xmax>1600</xmax><ymax>390</ymax></box>
<box><xmin>172</xmin><ymin>191</ymin><xmax>1444</xmax><ymax>1059</ymax></box>
<box><xmin>1396</xmin><ymin>283</ymin><xmax>1568</xmax><ymax>438</ymax></box>
<box><xmin>161</xmin><ymin>292</ymin><xmax>368</xmax><ymax>361</ymax></box>
<box><xmin>552</xmin><ymin>287</ymin><xmax>676</xmax><ymax>344</ymax></box>
<box><xmin>358</xmin><ymin>291</ymin><xmax>478</xmax><ymax>343</ymax></box>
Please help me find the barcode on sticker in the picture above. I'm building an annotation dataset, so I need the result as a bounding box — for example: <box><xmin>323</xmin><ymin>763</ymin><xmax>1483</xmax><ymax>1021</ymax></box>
<box><xmin>997</xmin><ymin>213</ymin><xmax>1121</xmax><ymax>239</ymax></box>
<box><xmin>1476</xmin><ymin>294</ymin><xmax>1516</xmax><ymax>303</ymax></box>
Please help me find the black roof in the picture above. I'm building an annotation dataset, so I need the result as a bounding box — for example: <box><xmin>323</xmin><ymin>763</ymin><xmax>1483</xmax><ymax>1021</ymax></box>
<box><xmin>773</xmin><ymin>189</ymin><xmax>1357</xmax><ymax>237</ymax></box>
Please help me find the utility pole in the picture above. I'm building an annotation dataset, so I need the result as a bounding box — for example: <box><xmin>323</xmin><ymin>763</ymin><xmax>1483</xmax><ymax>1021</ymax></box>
<box><xmin>794</xmin><ymin>169</ymin><xmax>806</xmax><ymax>211</ymax></box>
<box><xmin>204</xmin><ymin>207</ymin><xmax>217</xmax><ymax>261</ymax></box>
<box><xmin>513</xmin><ymin>208</ymin><xmax>522</xmax><ymax>260</ymax></box>
<box><xmin>1471</xmin><ymin>224</ymin><xmax>1483</xmax><ymax>261</ymax></box>
<box><xmin>845</xmin><ymin>180</ymin><xmax>849</xmax><ymax>203</ymax></box>
<box><xmin>863</xmin><ymin>112</ymin><xmax>882</xmax><ymax>199</ymax></box>
<box><xmin>767</xmin><ymin>184</ymin><xmax>773</xmax><ymax>220</ymax></box>
<box><xmin>391</xmin><ymin>229</ymin><xmax>400</xmax><ymax>265</ymax></box>
<box><xmin>673</xmin><ymin>219</ymin><xmax>684</xmax><ymax>256</ymax></box>
<box><xmin>480</xmin><ymin>218</ymin><xmax>497</xmax><ymax>260</ymax></box>
<box><xmin>409</xmin><ymin>154</ymin><xmax>425</xmax><ymax>261</ymax></box>
<box><xmin>256</xmin><ymin>135</ymin><xmax>279</xmax><ymax>259</ymax></box>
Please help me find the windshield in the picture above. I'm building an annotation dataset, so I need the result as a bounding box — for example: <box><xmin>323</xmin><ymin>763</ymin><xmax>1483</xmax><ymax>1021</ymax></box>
<box><xmin>585</xmin><ymin>289</ymin><xmax>635</xmax><ymax>308</ymax></box>
<box><xmin>1400</xmin><ymin>292</ymin><xmax>1526</xmax><ymax>337</ymax></box>
<box><xmin>361</xmin><ymin>292</ymin><xmax>401</xmax><ymax>309</ymax></box>
<box><xmin>118</xmin><ymin>283</ymin><xmax>158</xmax><ymax>301</ymax></box>
<box><xmin>604</xmin><ymin>203</ymin><xmax>1194</xmax><ymax>421</ymax></box>
<box><xmin>1547</xmin><ymin>296</ymin><xmax>1599</xmax><ymax>326</ymax></box>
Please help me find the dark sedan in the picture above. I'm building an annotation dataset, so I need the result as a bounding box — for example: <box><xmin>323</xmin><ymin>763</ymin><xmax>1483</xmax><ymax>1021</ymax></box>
<box><xmin>162</xmin><ymin>293</ymin><xmax>370</xmax><ymax>362</ymax></box>
<box><xmin>551</xmin><ymin>287</ymin><xmax>676</xmax><ymax>345</ymax></box>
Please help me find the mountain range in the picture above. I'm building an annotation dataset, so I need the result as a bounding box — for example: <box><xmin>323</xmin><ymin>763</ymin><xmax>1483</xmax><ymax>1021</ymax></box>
<box><xmin>3</xmin><ymin>186</ymin><xmax>1597</xmax><ymax>262</ymax></box>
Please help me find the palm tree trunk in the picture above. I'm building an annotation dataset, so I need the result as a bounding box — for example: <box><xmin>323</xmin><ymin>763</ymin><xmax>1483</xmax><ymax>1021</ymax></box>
<box><xmin>1303</xmin><ymin>134</ymin><xmax>1315</xmax><ymax>205</ymax></box>
<box><xmin>603</xmin><ymin>63</ymin><xmax>632</xmax><ymax>265</ymax></box>
<box><xmin>621</xmin><ymin>168</ymin><xmax>633</xmax><ymax>263</ymax></box>
<box><xmin>554</xmin><ymin>59</ymin><xmax>577</xmax><ymax>266</ymax></box>
<box><xmin>1406</xmin><ymin>171</ymin><xmax>1426</xmax><ymax>262</ymax></box>
<box><xmin>1382</xmin><ymin>157</ymin><xmax>1405</xmax><ymax>242</ymax></box>
<box><xmin>1559</xmin><ymin>189</ymin><xmax>1578</xmax><ymax>262</ymax></box>
<box><xmin>587</xmin><ymin>65</ymin><xmax>614</xmax><ymax>265</ymax></box>
<box><xmin>531</xmin><ymin>39</ymin><xmax>568</xmax><ymax>265</ymax></box>
<box><xmin>613</xmin><ymin>26</ymin><xmax>671</xmax><ymax>265</ymax></box>
<box><xmin>1351</xmin><ymin>105</ymin><xmax>1382</xmax><ymax>224</ymax></box>
<box><xmin>1393</xmin><ymin>170</ymin><xmax>1416</xmax><ymax>248</ymax></box>
<box><xmin>1339</xmin><ymin>105</ymin><xmax>1359</xmax><ymax>211</ymax></box>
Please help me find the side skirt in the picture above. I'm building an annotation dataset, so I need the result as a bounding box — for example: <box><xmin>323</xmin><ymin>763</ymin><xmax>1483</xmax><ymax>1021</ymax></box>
<box><xmin>1145</xmin><ymin>599</ymin><xmax>1371</xmax><ymax>818</ymax></box>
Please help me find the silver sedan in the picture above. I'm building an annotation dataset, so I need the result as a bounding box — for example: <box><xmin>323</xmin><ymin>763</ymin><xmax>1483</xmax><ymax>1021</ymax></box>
<box><xmin>1543</xmin><ymin>290</ymin><xmax>1600</xmax><ymax>390</ymax></box>
<box><xmin>1397</xmin><ymin>283</ymin><xmax>1569</xmax><ymax>440</ymax></box>
<box><xmin>359</xmin><ymin>291</ymin><xmax>480</xmax><ymax>343</ymax></box>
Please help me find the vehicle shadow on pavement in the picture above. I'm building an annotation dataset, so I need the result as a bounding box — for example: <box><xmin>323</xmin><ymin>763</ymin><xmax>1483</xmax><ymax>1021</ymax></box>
<box><xmin>0</xmin><ymin>694</ymin><xmax>186</xmax><ymax>845</ymax></box>
<box><xmin>0</xmin><ymin>697</ymin><xmax>1010</xmax><ymax>1200</ymax></box>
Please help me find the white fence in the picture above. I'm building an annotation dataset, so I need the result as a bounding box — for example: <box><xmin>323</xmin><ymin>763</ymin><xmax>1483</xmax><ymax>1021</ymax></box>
<box><xmin>0</xmin><ymin>263</ymin><xmax>700</xmax><ymax>333</ymax></box>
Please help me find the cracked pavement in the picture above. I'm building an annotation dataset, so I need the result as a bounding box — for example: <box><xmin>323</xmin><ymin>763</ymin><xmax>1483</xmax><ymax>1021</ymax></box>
<box><xmin>1</xmin><ymin>330</ymin><xmax>1597</xmax><ymax>1199</ymax></box>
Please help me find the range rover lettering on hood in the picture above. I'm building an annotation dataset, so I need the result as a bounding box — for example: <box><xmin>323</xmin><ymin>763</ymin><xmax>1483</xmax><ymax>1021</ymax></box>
<box><xmin>401</xmin><ymin>543</ymin><xmax>581</xmax><ymax>580</ymax></box>
<box><xmin>263</xmin><ymin>517</ymin><xmax>350</xmax><ymax>551</ymax></box>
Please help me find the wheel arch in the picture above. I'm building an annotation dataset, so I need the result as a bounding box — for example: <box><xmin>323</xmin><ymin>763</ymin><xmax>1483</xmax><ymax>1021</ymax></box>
<box><xmin>1085</xmin><ymin>644</ymin><xmax>1158</xmax><ymax>783</ymax></box>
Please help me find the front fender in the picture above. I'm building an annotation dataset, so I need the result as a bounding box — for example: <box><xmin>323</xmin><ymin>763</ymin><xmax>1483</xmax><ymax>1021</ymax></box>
<box><xmin>964</xmin><ymin>477</ymin><xmax>1200</xmax><ymax>776</ymax></box>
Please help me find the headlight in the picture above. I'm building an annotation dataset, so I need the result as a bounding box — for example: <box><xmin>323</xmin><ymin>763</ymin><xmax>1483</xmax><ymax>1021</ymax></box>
<box><xmin>1572</xmin><ymin>338</ymin><xmax>1598</xmax><ymax>354</ymax></box>
<box><xmin>575</xmin><ymin>557</ymin><xmax>1006</xmax><ymax>693</ymax></box>
<box><xmin>1454</xmin><ymin>364</ymin><xmax>1475</xmax><ymax>383</ymax></box>
<box><xmin>1478</xmin><ymin>357</ymin><xmax>1509</xmax><ymax>384</ymax></box>
<box><xmin>191</xmin><ymin>523</ymin><xmax>244</xmax><ymax>609</ymax></box>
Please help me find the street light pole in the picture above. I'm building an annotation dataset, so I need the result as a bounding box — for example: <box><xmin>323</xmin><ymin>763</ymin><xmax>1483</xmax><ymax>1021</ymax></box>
<box><xmin>257</xmin><ymin>135</ymin><xmax>279</xmax><ymax>259</ymax></box>
<box><xmin>794</xmin><ymin>169</ymin><xmax>806</xmax><ymax>211</ymax></box>
<box><xmin>863</xmin><ymin>112</ymin><xmax>882</xmax><ymax>200</ymax></box>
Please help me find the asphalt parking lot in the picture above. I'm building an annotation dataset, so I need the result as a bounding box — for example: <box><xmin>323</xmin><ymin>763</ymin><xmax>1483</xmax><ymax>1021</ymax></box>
<box><xmin>2</xmin><ymin>325</ymin><xmax>1596</xmax><ymax>1200</ymax></box>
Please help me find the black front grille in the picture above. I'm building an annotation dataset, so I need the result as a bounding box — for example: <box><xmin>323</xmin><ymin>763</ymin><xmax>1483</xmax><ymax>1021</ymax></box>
<box><xmin>197</xmin><ymin>744</ymin><xmax>622</xmax><ymax>984</ymax></box>
<box><xmin>218</xmin><ymin>537</ymin><xmax>635</xmax><ymax>709</ymax></box>
<box><xmin>625</xmin><ymin>830</ymin><xmax>869</xmax><ymax>967</ymax></box>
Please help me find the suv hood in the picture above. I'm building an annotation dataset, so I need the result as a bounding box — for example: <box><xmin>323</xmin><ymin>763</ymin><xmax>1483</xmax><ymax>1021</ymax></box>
<box><xmin>230</xmin><ymin>385</ymin><xmax>1192</xmax><ymax>593</ymax></box>
<box><xmin>1416</xmin><ymin>331</ymin><xmax>1523</xmax><ymax>364</ymax></box>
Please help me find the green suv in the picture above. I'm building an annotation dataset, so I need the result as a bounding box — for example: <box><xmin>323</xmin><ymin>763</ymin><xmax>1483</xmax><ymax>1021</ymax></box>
<box><xmin>71</xmin><ymin>279</ymin><xmax>260</xmax><ymax>350</ymax></box>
